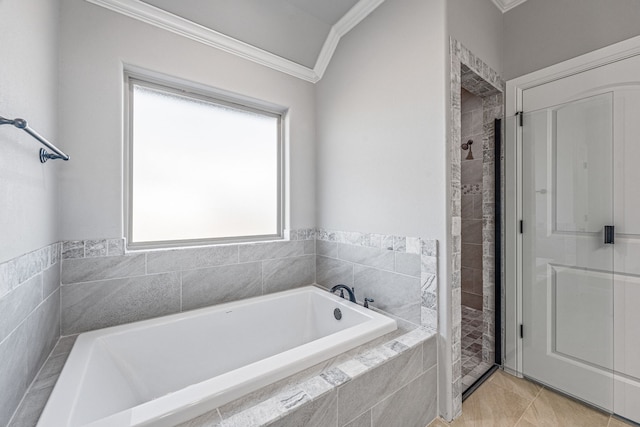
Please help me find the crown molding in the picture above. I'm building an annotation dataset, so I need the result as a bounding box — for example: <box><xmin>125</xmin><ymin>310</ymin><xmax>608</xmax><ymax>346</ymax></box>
<box><xmin>314</xmin><ymin>0</ymin><xmax>386</xmax><ymax>79</ymax></box>
<box><xmin>85</xmin><ymin>0</ymin><xmax>385</xmax><ymax>84</ymax></box>
<box><xmin>491</xmin><ymin>0</ymin><xmax>528</xmax><ymax>13</ymax></box>
<box><xmin>85</xmin><ymin>0</ymin><xmax>320</xmax><ymax>82</ymax></box>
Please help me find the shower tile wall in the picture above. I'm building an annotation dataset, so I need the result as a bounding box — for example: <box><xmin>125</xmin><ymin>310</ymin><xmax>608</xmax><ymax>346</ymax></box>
<box><xmin>0</xmin><ymin>243</ymin><xmax>61</xmax><ymax>426</ymax></box>
<box><xmin>461</xmin><ymin>88</ymin><xmax>484</xmax><ymax>311</ymax></box>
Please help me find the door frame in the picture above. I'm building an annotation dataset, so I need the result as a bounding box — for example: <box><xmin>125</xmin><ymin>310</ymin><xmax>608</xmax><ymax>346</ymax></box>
<box><xmin>504</xmin><ymin>34</ymin><xmax>640</xmax><ymax>376</ymax></box>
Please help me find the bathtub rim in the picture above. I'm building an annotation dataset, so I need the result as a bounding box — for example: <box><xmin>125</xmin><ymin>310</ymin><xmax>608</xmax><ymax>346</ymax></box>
<box><xmin>38</xmin><ymin>285</ymin><xmax>397</xmax><ymax>427</ymax></box>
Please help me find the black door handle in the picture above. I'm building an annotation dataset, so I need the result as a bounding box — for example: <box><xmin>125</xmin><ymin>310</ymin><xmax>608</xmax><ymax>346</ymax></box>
<box><xmin>604</xmin><ymin>225</ymin><xmax>615</xmax><ymax>244</ymax></box>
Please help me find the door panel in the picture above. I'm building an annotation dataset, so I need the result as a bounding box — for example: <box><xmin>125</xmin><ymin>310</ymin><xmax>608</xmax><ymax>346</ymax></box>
<box><xmin>521</xmin><ymin>53</ymin><xmax>640</xmax><ymax>423</ymax></box>
<box><xmin>521</xmin><ymin>95</ymin><xmax>614</xmax><ymax>411</ymax></box>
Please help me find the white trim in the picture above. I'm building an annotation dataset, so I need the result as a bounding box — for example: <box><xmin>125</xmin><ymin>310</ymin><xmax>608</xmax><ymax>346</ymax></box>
<box><xmin>491</xmin><ymin>0</ymin><xmax>528</xmax><ymax>13</ymax></box>
<box><xmin>506</xmin><ymin>34</ymin><xmax>640</xmax><ymax>112</ymax></box>
<box><xmin>86</xmin><ymin>0</ymin><xmax>318</xmax><ymax>82</ymax></box>
<box><xmin>313</xmin><ymin>0</ymin><xmax>385</xmax><ymax>79</ymax></box>
<box><xmin>504</xmin><ymin>34</ymin><xmax>640</xmax><ymax>376</ymax></box>
<box><xmin>85</xmin><ymin>0</ymin><xmax>386</xmax><ymax>83</ymax></box>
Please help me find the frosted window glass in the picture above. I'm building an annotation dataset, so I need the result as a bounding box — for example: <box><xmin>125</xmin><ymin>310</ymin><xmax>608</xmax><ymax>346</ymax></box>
<box><xmin>130</xmin><ymin>83</ymin><xmax>280</xmax><ymax>244</ymax></box>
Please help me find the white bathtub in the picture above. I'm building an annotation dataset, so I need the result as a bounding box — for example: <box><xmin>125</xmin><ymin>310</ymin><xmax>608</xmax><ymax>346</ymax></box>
<box><xmin>37</xmin><ymin>285</ymin><xmax>397</xmax><ymax>427</ymax></box>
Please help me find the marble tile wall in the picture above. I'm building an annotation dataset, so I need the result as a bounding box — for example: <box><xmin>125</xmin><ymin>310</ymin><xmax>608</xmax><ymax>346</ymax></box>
<box><xmin>449</xmin><ymin>38</ymin><xmax>504</xmax><ymax>420</ymax></box>
<box><xmin>315</xmin><ymin>229</ymin><xmax>437</xmax><ymax>330</ymax></box>
<box><xmin>60</xmin><ymin>230</ymin><xmax>316</xmax><ymax>335</ymax></box>
<box><xmin>0</xmin><ymin>243</ymin><xmax>61</xmax><ymax>427</ymax></box>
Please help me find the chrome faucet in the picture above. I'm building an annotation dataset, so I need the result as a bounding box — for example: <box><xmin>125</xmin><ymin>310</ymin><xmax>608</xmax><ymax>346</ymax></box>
<box><xmin>329</xmin><ymin>284</ymin><xmax>356</xmax><ymax>303</ymax></box>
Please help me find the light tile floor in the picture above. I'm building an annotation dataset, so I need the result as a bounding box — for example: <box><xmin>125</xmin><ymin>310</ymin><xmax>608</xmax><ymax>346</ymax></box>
<box><xmin>429</xmin><ymin>370</ymin><xmax>636</xmax><ymax>427</ymax></box>
<box><xmin>461</xmin><ymin>305</ymin><xmax>493</xmax><ymax>391</ymax></box>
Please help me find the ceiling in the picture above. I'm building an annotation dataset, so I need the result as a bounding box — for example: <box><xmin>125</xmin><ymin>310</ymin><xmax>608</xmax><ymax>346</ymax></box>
<box><xmin>87</xmin><ymin>0</ymin><xmax>528</xmax><ymax>82</ymax></box>
<box><xmin>139</xmin><ymin>0</ymin><xmax>360</xmax><ymax>69</ymax></box>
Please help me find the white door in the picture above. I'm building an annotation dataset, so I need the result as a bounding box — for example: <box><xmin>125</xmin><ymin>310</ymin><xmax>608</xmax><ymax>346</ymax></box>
<box><xmin>521</xmin><ymin>53</ymin><xmax>640</xmax><ymax>423</ymax></box>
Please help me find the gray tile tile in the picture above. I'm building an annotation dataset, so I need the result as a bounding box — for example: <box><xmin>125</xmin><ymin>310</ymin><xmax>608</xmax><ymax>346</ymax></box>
<box><xmin>0</xmin><ymin>259</ymin><xmax>18</xmax><ymax>298</ymax></box>
<box><xmin>344</xmin><ymin>410</ymin><xmax>371</xmax><ymax>427</ymax></box>
<box><xmin>371</xmin><ymin>367</ymin><xmax>437</xmax><ymax>427</ymax></box>
<box><xmin>316</xmin><ymin>256</ymin><xmax>353</xmax><ymax>288</ymax></box>
<box><xmin>62</xmin><ymin>241</ymin><xmax>84</xmax><ymax>259</ymax></box>
<box><xmin>316</xmin><ymin>240</ymin><xmax>337</xmax><ymax>258</ymax></box>
<box><xmin>84</xmin><ymin>239</ymin><xmax>107</xmax><ymax>258</ymax></box>
<box><xmin>61</xmin><ymin>272</ymin><xmax>181</xmax><ymax>334</ymax></box>
<box><xmin>421</xmin><ymin>254</ymin><xmax>437</xmax><ymax>276</ymax></box>
<box><xmin>462</xmin><ymin>219</ymin><xmax>483</xmax><ymax>245</ymax></box>
<box><xmin>266</xmin><ymin>390</ymin><xmax>336</xmax><ymax>427</ymax></box>
<box><xmin>381</xmin><ymin>235</ymin><xmax>394</xmax><ymax>251</ymax></box>
<box><xmin>238</xmin><ymin>241</ymin><xmax>304</xmax><ymax>263</ymax></box>
<box><xmin>337</xmin><ymin>346</ymin><xmax>422</xmax><ymax>426</ymax></box>
<box><xmin>147</xmin><ymin>246</ymin><xmax>238</xmax><ymax>273</ymax></box>
<box><xmin>30</xmin><ymin>350</ymin><xmax>67</xmax><ymax>392</ymax></box>
<box><xmin>107</xmin><ymin>239</ymin><xmax>125</xmax><ymax>256</ymax></box>
<box><xmin>221</xmin><ymin>397</ymin><xmax>282</xmax><ymax>426</ymax></box>
<box><xmin>353</xmin><ymin>266</ymin><xmax>421</xmax><ymax>324</ymax></box>
<box><xmin>42</xmin><ymin>263</ymin><xmax>59</xmax><ymax>299</ymax></box>
<box><xmin>320</xmin><ymin>368</ymin><xmax>350</xmax><ymax>387</ymax></box>
<box><xmin>50</xmin><ymin>243</ymin><xmax>60</xmax><ymax>266</ymax></box>
<box><xmin>0</xmin><ymin>275</ymin><xmax>42</xmax><ymax>344</ymax></box>
<box><xmin>7</xmin><ymin>386</ymin><xmax>53</xmax><ymax>427</ymax></box>
<box><xmin>14</xmin><ymin>251</ymin><xmax>44</xmax><ymax>285</ymax></box>
<box><xmin>61</xmin><ymin>254</ymin><xmax>146</xmax><ymax>284</ymax></box>
<box><xmin>182</xmin><ymin>262</ymin><xmax>262</xmax><ymax>311</ymax></box>
<box><xmin>304</xmin><ymin>240</ymin><xmax>316</xmax><ymax>255</ymax></box>
<box><xmin>263</xmin><ymin>256</ymin><xmax>315</xmax><ymax>294</ymax></box>
<box><xmin>394</xmin><ymin>252</ymin><xmax>420</xmax><ymax>277</ymax></box>
<box><xmin>0</xmin><ymin>322</ymin><xmax>29</xmax><ymax>427</ymax></box>
<box><xmin>337</xmin><ymin>244</ymin><xmax>394</xmax><ymax>271</ymax></box>
<box><xmin>423</xmin><ymin>335</ymin><xmax>437</xmax><ymax>372</ymax></box>
<box><xmin>175</xmin><ymin>409</ymin><xmax>222</xmax><ymax>427</ymax></box>
<box><xmin>421</xmin><ymin>240</ymin><xmax>437</xmax><ymax>257</ymax></box>
<box><xmin>51</xmin><ymin>335</ymin><xmax>77</xmax><ymax>358</ymax></box>
<box><xmin>25</xmin><ymin>291</ymin><xmax>60</xmax><ymax>386</ymax></box>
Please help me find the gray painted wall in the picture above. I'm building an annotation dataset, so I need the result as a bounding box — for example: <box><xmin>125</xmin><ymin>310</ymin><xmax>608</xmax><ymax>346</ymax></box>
<box><xmin>58</xmin><ymin>0</ymin><xmax>317</xmax><ymax>241</ymax></box>
<box><xmin>316</xmin><ymin>0</ymin><xmax>448</xmax><ymax>243</ymax></box>
<box><xmin>0</xmin><ymin>0</ymin><xmax>60</xmax><ymax>264</ymax></box>
<box><xmin>0</xmin><ymin>2</ymin><xmax>61</xmax><ymax>423</ymax></box>
<box><xmin>448</xmin><ymin>0</ymin><xmax>504</xmax><ymax>76</ymax></box>
<box><xmin>503</xmin><ymin>0</ymin><xmax>640</xmax><ymax>80</ymax></box>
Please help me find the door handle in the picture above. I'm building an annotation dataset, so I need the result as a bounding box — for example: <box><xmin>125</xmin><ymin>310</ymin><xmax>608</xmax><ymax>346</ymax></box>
<box><xmin>604</xmin><ymin>225</ymin><xmax>615</xmax><ymax>244</ymax></box>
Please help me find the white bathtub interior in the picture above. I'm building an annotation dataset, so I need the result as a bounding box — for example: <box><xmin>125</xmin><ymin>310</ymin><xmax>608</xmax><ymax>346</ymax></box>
<box><xmin>38</xmin><ymin>286</ymin><xmax>397</xmax><ymax>427</ymax></box>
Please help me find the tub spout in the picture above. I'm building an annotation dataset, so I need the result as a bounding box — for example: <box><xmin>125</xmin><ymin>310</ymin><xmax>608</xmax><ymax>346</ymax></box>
<box><xmin>329</xmin><ymin>284</ymin><xmax>356</xmax><ymax>303</ymax></box>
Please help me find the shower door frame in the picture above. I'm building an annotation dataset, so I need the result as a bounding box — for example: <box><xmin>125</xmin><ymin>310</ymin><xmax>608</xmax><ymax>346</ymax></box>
<box><xmin>504</xmin><ymin>34</ymin><xmax>640</xmax><ymax>380</ymax></box>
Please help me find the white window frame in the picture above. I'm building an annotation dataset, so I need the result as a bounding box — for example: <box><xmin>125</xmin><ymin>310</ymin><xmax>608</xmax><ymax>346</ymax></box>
<box><xmin>124</xmin><ymin>71</ymin><xmax>285</xmax><ymax>249</ymax></box>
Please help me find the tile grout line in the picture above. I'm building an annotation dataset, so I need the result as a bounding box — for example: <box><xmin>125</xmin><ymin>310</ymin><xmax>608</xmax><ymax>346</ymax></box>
<box><xmin>513</xmin><ymin>383</ymin><xmax>544</xmax><ymax>426</ymax></box>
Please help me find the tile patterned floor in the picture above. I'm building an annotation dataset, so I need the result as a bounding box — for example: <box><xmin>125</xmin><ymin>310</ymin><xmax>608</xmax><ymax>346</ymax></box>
<box><xmin>429</xmin><ymin>370</ymin><xmax>636</xmax><ymax>427</ymax></box>
<box><xmin>461</xmin><ymin>305</ymin><xmax>493</xmax><ymax>391</ymax></box>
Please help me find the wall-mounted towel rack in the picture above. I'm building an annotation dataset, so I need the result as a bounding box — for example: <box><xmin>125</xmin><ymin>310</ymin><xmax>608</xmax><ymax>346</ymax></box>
<box><xmin>0</xmin><ymin>115</ymin><xmax>70</xmax><ymax>163</ymax></box>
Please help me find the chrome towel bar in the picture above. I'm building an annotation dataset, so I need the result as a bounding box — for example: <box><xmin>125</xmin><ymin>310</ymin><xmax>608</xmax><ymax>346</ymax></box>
<box><xmin>0</xmin><ymin>115</ymin><xmax>70</xmax><ymax>163</ymax></box>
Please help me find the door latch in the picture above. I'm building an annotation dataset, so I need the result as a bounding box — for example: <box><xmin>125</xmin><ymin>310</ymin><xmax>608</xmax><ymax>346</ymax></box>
<box><xmin>604</xmin><ymin>225</ymin><xmax>615</xmax><ymax>244</ymax></box>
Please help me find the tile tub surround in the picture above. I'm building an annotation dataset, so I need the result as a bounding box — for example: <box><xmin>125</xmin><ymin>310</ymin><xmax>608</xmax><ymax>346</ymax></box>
<box><xmin>14</xmin><ymin>320</ymin><xmax>437</xmax><ymax>427</ymax></box>
<box><xmin>315</xmin><ymin>229</ymin><xmax>438</xmax><ymax>329</ymax></box>
<box><xmin>449</xmin><ymin>38</ymin><xmax>504</xmax><ymax>420</ymax></box>
<box><xmin>60</xmin><ymin>230</ymin><xmax>316</xmax><ymax>335</ymax></box>
<box><xmin>0</xmin><ymin>242</ymin><xmax>61</xmax><ymax>427</ymax></box>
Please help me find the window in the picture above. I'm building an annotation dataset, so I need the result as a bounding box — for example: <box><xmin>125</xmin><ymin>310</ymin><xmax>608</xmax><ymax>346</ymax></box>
<box><xmin>126</xmin><ymin>76</ymin><xmax>283</xmax><ymax>248</ymax></box>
